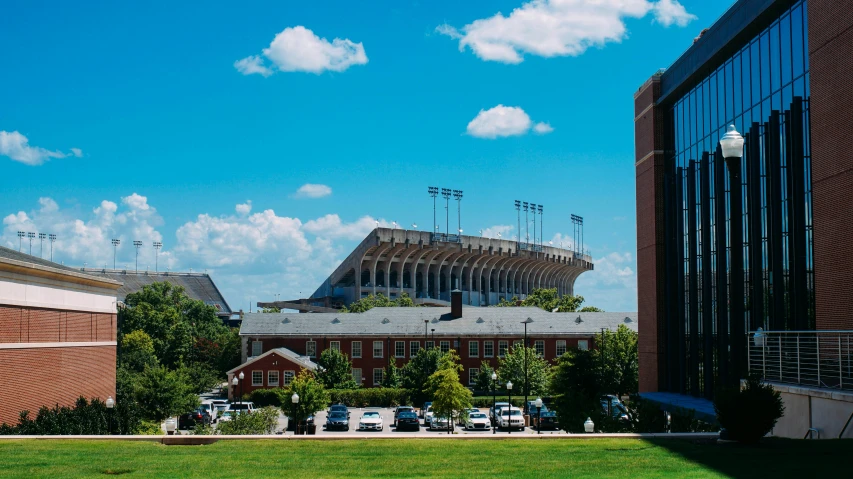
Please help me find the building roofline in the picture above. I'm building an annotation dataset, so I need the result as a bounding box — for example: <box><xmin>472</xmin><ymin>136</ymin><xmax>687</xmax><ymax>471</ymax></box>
<box><xmin>0</xmin><ymin>251</ymin><xmax>122</xmax><ymax>290</ymax></box>
<box><xmin>227</xmin><ymin>347</ymin><xmax>317</xmax><ymax>375</ymax></box>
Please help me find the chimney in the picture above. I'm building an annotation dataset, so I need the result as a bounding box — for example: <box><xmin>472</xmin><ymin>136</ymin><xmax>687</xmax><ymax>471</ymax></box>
<box><xmin>451</xmin><ymin>289</ymin><xmax>463</xmax><ymax>319</ymax></box>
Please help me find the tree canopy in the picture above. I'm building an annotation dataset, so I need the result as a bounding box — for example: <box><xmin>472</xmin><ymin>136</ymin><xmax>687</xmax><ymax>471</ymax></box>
<box><xmin>494</xmin><ymin>288</ymin><xmax>602</xmax><ymax>312</ymax></box>
<box><xmin>497</xmin><ymin>344</ymin><xmax>552</xmax><ymax>397</ymax></box>
<box><xmin>316</xmin><ymin>348</ymin><xmax>357</xmax><ymax>389</ymax></box>
<box><xmin>596</xmin><ymin>324</ymin><xmax>638</xmax><ymax>398</ymax></box>
<box><xmin>341</xmin><ymin>292</ymin><xmax>416</xmax><ymax>313</ymax></box>
<box><xmin>284</xmin><ymin>370</ymin><xmax>330</xmax><ymax>426</ymax></box>
<box><xmin>426</xmin><ymin>350</ymin><xmax>471</xmax><ymax>433</ymax></box>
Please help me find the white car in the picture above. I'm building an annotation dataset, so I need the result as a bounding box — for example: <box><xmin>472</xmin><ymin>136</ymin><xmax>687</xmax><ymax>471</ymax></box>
<box><xmin>358</xmin><ymin>411</ymin><xmax>384</xmax><ymax>431</ymax></box>
<box><xmin>218</xmin><ymin>411</ymin><xmax>234</xmax><ymax>423</ymax></box>
<box><xmin>465</xmin><ymin>412</ymin><xmax>491</xmax><ymax>431</ymax></box>
<box><xmin>499</xmin><ymin>408</ymin><xmax>525</xmax><ymax>430</ymax></box>
<box><xmin>429</xmin><ymin>416</ymin><xmax>451</xmax><ymax>431</ymax></box>
<box><xmin>227</xmin><ymin>402</ymin><xmax>256</xmax><ymax>414</ymax></box>
<box><xmin>424</xmin><ymin>406</ymin><xmax>434</xmax><ymax>426</ymax></box>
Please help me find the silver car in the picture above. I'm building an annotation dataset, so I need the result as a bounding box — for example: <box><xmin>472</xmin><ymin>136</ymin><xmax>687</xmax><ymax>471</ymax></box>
<box><xmin>429</xmin><ymin>416</ymin><xmax>451</xmax><ymax>431</ymax></box>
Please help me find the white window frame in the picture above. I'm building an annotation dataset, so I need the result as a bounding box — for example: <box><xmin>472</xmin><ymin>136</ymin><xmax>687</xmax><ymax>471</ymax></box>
<box><xmin>426</xmin><ymin>341</ymin><xmax>434</xmax><ymax>350</ymax></box>
<box><xmin>252</xmin><ymin>370</ymin><xmax>263</xmax><ymax>386</ymax></box>
<box><xmin>306</xmin><ymin>340</ymin><xmax>316</xmax><ymax>358</ymax></box>
<box><xmin>268</xmin><ymin>370</ymin><xmax>279</xmax><ymax>387</ymax></box>
<box><xmin>439</xmin><ymin>340</ymin><xmax>450</xmax><ymax>353</ymax></box>
<box><xmin>251</xmin><ymin>340</ymin><xmax>262</xmax><ymax>357</ymax></box>
<box><xmin>556</xmin><ymin>340</ymin><xmax>567</xmax><ymax>357</ymax></box>
<box><xmin>534</xmin><ymin>340</ymin><xmax>545</xmax><ymax>357</ymax></box>
<box><xmin>469</xmin><ymin>340</ymin><xmax>479</xmax><ymax>358</ymax></box>
<box><xmin>373</xmin><ymin>340</ymin><xmax>383</xmax><ymax>359</ymax></box>
<box><xmin>352</xmin><ymin>341</ymin><xmax>362</xmax><ymax>358</ymax></box>
<box><xmin>373</xmin><ymin>368</ymin><xmax>384</xmax><ymax>386</ymax></box>
<box><xmin>330</xmin><ymin>341</ymin><xmax>341</xmax><ymax>352</ymax></box>
<box><xmin>352</xmin><ymin>368</ymin><xmax>362</xmax><ymax>386</ymax></box>
<box><xmin>283</xmin><ymin>370</ymin><xmax>295</xmax><ymax>386</ymax></box>
<box><xmin>513</xmin><ymin>339</ymin><xmax>523</xmax><ymax>349</ymax></box>
<box><xmin>484</xmin><ymin>341</ymin><xmax>494</xmax><ymax>358</ymax></box>
<box><xmin>468</xmin><ymin>368</ymin><xmax>479</xmax><ymax>386</ymax></box>
<box><xmin>410</xmin><ymin>341</ymin><xmax>420</xmax><ymax>357</ymax></box>
<box><xmin>395</xmin><ymin>341</ymin><xmax>405</xmax><ymax>358</ymax></box>
<box><xmin>578</xmin><ymin>339</ymin><xmax>589</xmax><ymax>351</ymax></box>
<box><xmin>498</xmin><ymin>340</ymin><xmax>508</xmax><ymax>357</ymax></box>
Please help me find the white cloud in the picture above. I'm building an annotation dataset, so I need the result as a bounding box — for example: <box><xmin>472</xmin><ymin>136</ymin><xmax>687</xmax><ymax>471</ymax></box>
<box><xmin>652</xmin><ymin>0</ymin><xmax>697</xmax><ymax>27</ymax></box>
<box><xmin>467</xmin><ymin>105</ymin><xmax>552</xmax><ymax>139</ymax></box>
<box><xmin>0</xmin><ymin>130</ymin><xmax>75</xmax><ymax>166</ymax></box>
<box><xmin>303</xmin><ymin>214</ymin><xmax>389</xmax><ymax>240</ymax></box>
<box><xmin>236</xmin><ymin>25</ymin><xmax>368</xmax><ymax>76</ymax></box>
<box><xmin>438</xmin><ymin>0</ymin><xmax>696</xmax><ymax>64</ymax></box>
<box><xmin>533</xmin><ymin>122</ymin><xmax>554</xmax><ymax>134</ymax></box>
<box><xmin>233</xmin><ymin>55</ymin><xmax>273</xmax><ymax>77</ymax></box>
<box><xmin>480</xmin><ymin>224</ymin><xmax>514</xmax><ymax>239</ymax></box>
<box><xmin>574</xmin><ymin>251</ymin><xmax>637</xmax><ymax>311</ymax></box>
<box><xmin>294</xmin><ymin>183</ymin><xmax>332</xmax><ymax>199</ymax></box>
<box><xmin>235</xmin><ymin>201</ymin><xmax>252</xmax><ymax>215</ymax></box>
<box><xmin>70</xmin><ymin>148</ymin><xmax>83</xmax><ymax>158</ymax></box>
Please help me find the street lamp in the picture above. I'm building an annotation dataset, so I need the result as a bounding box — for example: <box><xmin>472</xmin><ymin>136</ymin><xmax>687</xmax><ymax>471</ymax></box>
<box><xmin>521</xmin><ymin>318</ymin><xmax>532</xmax><ymax>414</ymax></box>
<box><xmin>491</xmin><ymin>371</ymin><xmax>497</xmax><ymax>434</ymax></box>
<box><xmin>584</xmin><ymin>417</ymin><xmax>595</xmax><ymax>433</ymax></box>
<box><xmin>106</xmin><ymin>396</ymin><xmax>115</xmax><ymax>435</ymax></box>
<box><xmin>720</xmin><ymin>124</ymin><xmax>746</xmax><ymax>377</ymax></box>
<box><xmin>292</xmin><ymin>392</ymin><xmax>301</xmax><ymax>435</ymax></box>
<box><xmin>535</xmin><ymin>397</ymin><xmax>542</xmax><ymax>435</ymax></box>
<box><xmin>506</xmin><ymin>380</ymin><xmax>513</xmax><ymax>435</ymax></box>
<box><xmin>238</xmin><ymin>372</ymin><xmax>244</xmax><ymax>407</ymax></box>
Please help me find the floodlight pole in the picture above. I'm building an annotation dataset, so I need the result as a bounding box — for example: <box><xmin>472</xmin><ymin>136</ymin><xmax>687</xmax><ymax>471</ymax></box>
<box><xmin>27</xmin><ymin>232</ymin><xmax>35</xmax><ymax>255</ymax></box>
<box><xmin>523</xmin><ymin>203</ymin><xmax>529</xmax><ymax>244</ymax></box>
<box><xmin>531</xmin><ymin>204</ymin><xmax>536</xmax><ymax>248</ymax></box>
<box><xmin>49</xmin><ymin>234</ymin><xmax>56</xmax><ymax>262</ymax></box>
<box><xmin>514</xmin><ymin>201</ymin><xmax>521</xmax><ymax>251</ymax></box>
<box><xmin>538</xmin><ymin>205</ymin><xmax>543</xmax><ymax>248</ymax></box>
<box><xmin>453</xmin><ymin>190</ymin><xmax>463</xmax><ymax>237</ymax></box>
<box><xmin>38</xmin><ymin>233</ymin><xmax>46</xmax><ymax>258</ymax></box>
<box><xmin>153</xmin><ymin>242</ymin><xmax>162</xmax><ymax>272</ymax></box>
<box><xmin>133</xmin><ymin>241</ymin><xmax>142</xmax><ymax>272</ymax></box>
<box><xmin>111</xmin><ymin>239</ymin><xmax>120</xmax><ymax>269</ymax></box>
<box><xmin>17</xmin><ymin>231</ymin><xmax>25</xmax><ymax>252</ymax></box>
<box><xmin>428</xmin><ymin>187</ymin><xmax>438</xmax><ymax>237</ymax></box>
<box><xmin>441</xmin><ymin>188</ymin><xmax>451</xmax><ymax>236</ymax></box>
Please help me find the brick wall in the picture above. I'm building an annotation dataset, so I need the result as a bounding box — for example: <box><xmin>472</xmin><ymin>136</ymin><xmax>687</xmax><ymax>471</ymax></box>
<box><xmin>808</xmin><ymin>0</ymin><xmax>853</xmax><ymax>330</ymax></box>
<box><xmin>635</xmin><ymin>77</ymin><xmax>666</xmax><ymax>392</ymax></box>
<box><xmin>0</xmin><ymin>305</ymin><xmax>116</xmax><ymax>344</ymax></box>
<box><xmin>0</xmin><ymin>346</ymin><xmax>116</xmax><ymax>426</ymax></box>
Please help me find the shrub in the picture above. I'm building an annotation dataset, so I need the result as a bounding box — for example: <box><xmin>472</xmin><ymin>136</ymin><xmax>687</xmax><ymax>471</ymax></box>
<box><xmin>327</xmin><ymin>388</ymin><xmax>414</xmax><ymax>407</ymax></box>
<box><xmin>470</xmin><ymin>396</ymin><xmax>528</xmax><ymax>408</ymax></box>
<box><xmin>217</xmin><ymin>406</ymin><xmax>279</xmax><ymax>435</ymax></box>
<box><xmin>714</xmin><ymin>375</ymin><xmax>784</xmax><ymax>443</ymax></box>
<box><xmin>249</xmin><ymin>388</ymin><xmax>284</xmax><ymax>407</ymax></box>
<box><xmin>135</xmin><ymin>420</ymin><xmax>164</xmax><ymax>435</ymax></box>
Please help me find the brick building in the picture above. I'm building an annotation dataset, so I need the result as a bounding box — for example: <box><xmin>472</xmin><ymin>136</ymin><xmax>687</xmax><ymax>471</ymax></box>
<box><xmin>233</xmin><ymin>291</ymin><xmax>637</xmax><ymax>395</ymax></box>
<box><xmin>635</xmin><ymin>0</ymin><xmax>853</xmax><ymax>437</ymax></box>
<box><xmin>0</xmin><ymin>246</ymin><xmax>121</xmax><ymax>426</ymax></box>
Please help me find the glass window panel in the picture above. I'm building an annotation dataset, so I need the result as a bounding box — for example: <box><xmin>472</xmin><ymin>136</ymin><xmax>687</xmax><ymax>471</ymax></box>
<box><xmin>709</xmin><ymin>73</ymin><xmax>718</xmax><ymax>133</ymax></box>
<box><xmin>732</xmin><ymin>56</ymin><xmax>742</xmax><ymax>121</ymax></box>
<box><xmin>780</xmin><ymin>13</ymin><xmax>792</xmax><ymax>87</ymax></box>
<box><xmin>725</xmin><ymin>60</ymin><xmax>734</xmax><ymax>124</ymax></box>
<box><xmin>751</xmin><ymin>40</ymin><xmax>761</xmax><ymax>105</ymax></box>
<box><xmin>783</xmin><ymin>84</ymin><xmax>793</xmax><ymax>112</ymax></box>
<box><xmin>740</xmin><ymin>46</ymin><xmax>751</xmax><ymax>109</ymax></box>
<box><xmin>791</xmin><ymin>5</ymin><xmax>804</xmax><ymax>78</ymax></box>
<box><xmin>802</xmin><ymin>3</ymin><xmax>809</xmax><ymax>71</ymax></box>
<box><xmin>770</xmin><ymin>23</ymin><xmax>781</xmax><ymax>93</ymax></box>
<box><xmin>760</xmin><ymin>32</ymin><xmax>771</xmax><ymax>101</ymax></box>
<box><xmin>794</xmin><ymin>76</ymin><xmax>805</xmax><ymax>101</ymax></box>
<box><xmin>704</xmin><ymin>78</ymin><xmax>712</xmax><ymax>138</ymax></box>
<box><xmin>772</xmin><ymin>91</ymin><xmax>781</xmax><ymax>112</ymax></box>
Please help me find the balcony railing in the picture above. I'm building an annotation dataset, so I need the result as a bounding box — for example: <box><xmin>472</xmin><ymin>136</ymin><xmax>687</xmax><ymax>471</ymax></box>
<box><xmin>747</xmin><ymin>330</ymin><xmax>853</xmax><ymax>392</ymax></box>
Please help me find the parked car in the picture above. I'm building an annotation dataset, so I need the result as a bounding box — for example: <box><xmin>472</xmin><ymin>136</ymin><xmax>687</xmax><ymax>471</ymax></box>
<box><xmin>489</xmin><ymin>402</ymin><xmax>510</xmax><ymax>425</ymax></box>
<box><xmin>498</xmin><ymin>407</ymin><xmax>525</xmax><ymax>430</ymax></box>
<box><xmin>325</xmin><ymin>411</ymin><xmax>349</xmax><ymax>431</ymax></box>
<box><xmin>227</xmin><ymin>402</ymin><xmax>256</xmax><ymax>414</ymax></box>
<box><xmin>210</xmin><ymin>400</ymin><xmax>229</xmax><ymax>422</ymax></box>
<box><xmin>601</xmin><ymin>395</ymin><xmax>629</xmax><ymax>422</ymax></box>
<box><xmin>395</xmin><ymin>411</ymin><xmax>420</xmax><ymax>431</ymax></box>
<box><xmin>218</xmin><ymin>410</ymin><xmax>234</xmax><ymax>423</ymax></box>
<box><xmin>526</xmin><ymin>401</ymin><xmax>559</xmax><ymax>430</ymax></box>
<box><xmin>178</xmin><ymin>407</ymin><xmax>211</xmax><ymax>429</ymax></box>
<box><xmin>199</xmin><ymin>402</ymin><xmax>217</xmax><ymax>424</ymax></box>
<box><xmin>393</xmin><ymin>406</ymin><xmax>415</xmax><ymax>427</ymax></box>
<box><xmin>358</xmin><ymin>411</ymin><xmax>384</xmax><ymax>431</ymax></box>
<box><xmin>464</xmin><ymin>412</ymin><xmax>491</xmax><ymax>431</ymax></box>
<box><xmin>420</xmin><ymin>402</ymin><xmax>433</xmax><ymax>419</ymax></box>
<box><xmin>423</xmin><ymin>405</ymin><xmax>434</xmax><ymax>426</ymax></box>
<box><xmin>429</xmin><ymin>415</ymin><xmax>451</xmax><ymax>431</ymax></box>
<box><xmin>329</xmin><ymin>404</ymin><xmax>350</xmax><ymax>418</ymax></box>
<box><xmin>457</xmin><ymin>408</ymin><xmax>480</xmax><ymax>425</ymax></box>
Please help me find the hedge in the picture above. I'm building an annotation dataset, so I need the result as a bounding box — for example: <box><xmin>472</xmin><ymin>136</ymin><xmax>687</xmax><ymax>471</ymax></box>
<box><xmin>328</xmin><ymin>388</ymin><xmax>416</xmax><ymax>408</ymax></box>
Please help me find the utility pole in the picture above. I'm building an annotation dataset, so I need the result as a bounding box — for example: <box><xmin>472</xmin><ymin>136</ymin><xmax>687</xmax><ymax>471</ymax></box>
<box><xmin>428</xmin><ymin>187</ymin><xmax>438</xmax><ymax>236</ymax></box>
<box><xmin>133</xmin><ymin>241</ymin><xmax>142</xmax><ymax>272</ymax></box>
<box><xmin>441</xmin><ymin>188</ymin><xmax>451</xmax><ymax>237</ymax></box>
<box><xmin>111</xmin><ymin>239</ymin><xmax>120</xmax><ymax>269</ymax></box>
<box><xmin>153</xmin><ymin>242</ymin><xmax>162</xmax><ymax>272</ymax></box>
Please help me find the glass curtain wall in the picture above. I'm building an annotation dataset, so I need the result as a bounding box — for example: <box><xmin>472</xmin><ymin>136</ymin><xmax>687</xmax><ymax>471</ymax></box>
<box><xmin>663</xmin><ymin>0</ymin><xmax>813</xmax><ymax>398</ymax></box>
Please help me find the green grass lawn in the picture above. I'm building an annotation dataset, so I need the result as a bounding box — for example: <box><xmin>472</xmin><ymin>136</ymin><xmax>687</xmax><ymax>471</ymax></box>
<box><xmin>0</xmin><ymin>438</ymin><xmax>850</xmax><ymax>478</ymax></box>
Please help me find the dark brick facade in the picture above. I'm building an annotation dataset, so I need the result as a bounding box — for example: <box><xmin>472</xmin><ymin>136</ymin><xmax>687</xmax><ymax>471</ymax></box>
<box><xmin>808</xmin><ymin>0</ymin><xmax>853</xmax><ymax>331</ymax></box>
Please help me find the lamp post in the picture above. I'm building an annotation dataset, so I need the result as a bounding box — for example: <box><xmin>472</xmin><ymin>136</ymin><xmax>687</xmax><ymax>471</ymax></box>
<box><xmin>431</xmin><ymin>328</ymin><xmax>435</xmax><ymax>345</ymax></box>
<box><xmin>535</xmin><ymin>397</ymin><xmax>542</xmax><ymax>435</ymax></box>
<box><xmin>238</xmin><ymin>372</ymin><xmax>244</xmax><ymax>407</ymax></box>
<box><xmin>106</xmin><ymin>396</ymin><xmax>115</xmax><ymax>435</ymax></box>
<box><xmin>231</xmin><ymin>376</ymin><xmax>239</xmax><ymax>407</ymax></box>
<box><xmin>720</xmin><ymin>124</ymin><xmax>746</xmax><ymax>381</ymax></box>
<box><xmin>491</xmin><ymin>371</ymin><xmax>497</xmax><ymax>434</ymax></box>
<box><xmin>292</xmin><ymin>392</ymin><xmax>301</xmax><ymax>435</ymax></box>
<box><xmin>506</xmin><ymin>380</ymin><xmax>513</xmax><ymax>434</ymax></box>
<box><xmin>424</xmin><ymin>319</ymin><xmax>428</xmax><ymax>340</ymax></box>
<box><xmin>584</xmin><ymin>417</ymin><xmax>595</xmax><ymax>433</ymax></box>
<box><xmin>521</xmin><ymin>318</ymin><xmax>532</xmax><ymax>415</ymax></box>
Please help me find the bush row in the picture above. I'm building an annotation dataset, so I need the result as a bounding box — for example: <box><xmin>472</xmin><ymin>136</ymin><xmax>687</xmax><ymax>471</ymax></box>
<box><xmin>248</xmin><ymin>388</ymin><xmax>418</xmax><ymax>408</ymax></box>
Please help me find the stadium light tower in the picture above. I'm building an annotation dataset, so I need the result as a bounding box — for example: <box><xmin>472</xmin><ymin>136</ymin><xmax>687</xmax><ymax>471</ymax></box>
<box><xmin>441</xmin><ymin>188</ymin><xmax>451</xmax><ymax>236</ymax></box>
<box><xmin>571</xmin><ymin>215</ymin><xmax>584</xmax><ymax>256</ymax></box>
<box><xmin>453</xmin><ymin>190</ymin><xmax>463</xmax><ymax>236</ymax></box>
<box><xmin>153</xmin><ymin>241</ymin><xmax>162</xmax><ymax>272</ymax></box>
<box><xmin>514</xmin><ymin>201</ymin><xmax>521</xmax><ymax>249</ymax></box>
<box><xmin>530</xmin><ymin>204</ymin><xmax>537</xmax><ymax>247</ymax></box>
<box><xmin>27</xmin><ymin>232</ymin><xmax>35</xmax><ymax>255</ymax></box>
<box><xmin>38</xmin><ymin>233</ymin><xmax>46</xmax><ymax>258</ymax></box>
<box><xmin>428</xmin><ymin>187</ymin><xmax>438</xmax><ymax>236</ymax></box>
<box><xmin>538</xmin><ymin>205</ymin><xmax>543</xmax><ymax>248</ymax></box>
<box><xmin>111</xmin><ymin>239</ymin><xmax>121</xmax><ymax>269</ymax></box>
<box><xmin>17</xmin><ymin>231</ymin><xmax>25</xmax><ymax>252</ymax></box>
<box><xmin>523</xmin><ymin>203</ymin><xmax>529</xmax><ymax>244</ymax></box>
<box><xmin>49</xmin><ymin>234</ymin><xmax>56</xmax><ymax>262</ymax></box>
<box><xmin>133</xmin><ymin>241</ymin><xmax>142</xmax><ymax>272</ymax></box>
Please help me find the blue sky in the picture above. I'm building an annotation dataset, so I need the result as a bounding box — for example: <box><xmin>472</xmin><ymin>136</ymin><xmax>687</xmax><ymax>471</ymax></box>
<box><xmin>1</xmin><ymin>0</ymin><xmax>734</xmax><ymax>312</ymax></box>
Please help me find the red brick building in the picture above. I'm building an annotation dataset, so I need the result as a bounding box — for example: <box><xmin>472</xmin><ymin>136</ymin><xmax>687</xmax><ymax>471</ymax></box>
<box><xmin>0</xmin><ymin>246</ymin><xmax>121</xmax><ymax>426</ymax></box>
<box><xmin>234</xmin><ymin>292</ymin><xmax>637</xmax><ymax>393</ymax></box>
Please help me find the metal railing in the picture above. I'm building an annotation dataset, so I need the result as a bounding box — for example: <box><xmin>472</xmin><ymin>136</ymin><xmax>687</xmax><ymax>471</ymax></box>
<box><xmin>431</xmin><ymin>233</ymin><xmax>461</xmax><ymax>243</ymax></box>
<box><xmin>747</xmin><ymin>330</ymin><xmax>853</xmax><ymax>392</ymax></box>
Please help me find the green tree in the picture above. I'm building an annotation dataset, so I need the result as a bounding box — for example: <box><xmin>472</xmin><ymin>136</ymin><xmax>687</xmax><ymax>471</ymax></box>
<box><xmin>497</xmin><ymin>344</ymin><xmax>552</xmax><ymax>397</ymax></box>
<box><xmin>119</xmin><ymin>330</ymin><xmax>159</xmax><ymax>373</ymax></box>
<box><xmin>381</xmin><ymin>358</ymin><xmax>402</xmax><ymax>388</ymax></box>
<box><xmin>429</xmin><ymin>368</ymin><xmax>472</xmax><ymax>434</ymax></box>
<box><xmin>494</xmin><ymin>288</ymin><xmax>597</xmax><ymax>312</ymax></box>
<box><xmin>341</xmin><ymin>292</ymin><xmax>417</xmax><ymax>313</ymax></box>
<box><xmin>283</xmin><ymin>369</ymin><xmax>330</xmax><ymax>429</ymax></box>
<box><xmin>549</xmin><ymin>349</ymin><xmax>603</xmax><ymax>433</ymax></box>
<box><xmin>596</xmin><ymin>324</ymin><xmax>638</xmax><ymax>398</ymax></box>
<box><xmin>132</xmin><ymin>365</ymin><xmax>199</xmax><ymax>422</ymax></box>
<box><xmin>579</xmin><ymin>306</ymin><xmax>605</xmax><ymax>312</ymax></box>
<box><xmin>316</xmin><ymin>348</ymin><xmax>357</xmax><ymax>389</ymax></box>
<box><xmin>474</xmin><ymin>361</ymin><xmax>496</xmax><ymax>393</ymax></box>
<box><xmin>261</xmin><ymin>306</ymin><xmax>281</xmax><ymax>313</ymax></box>
<box><xmin>215</xmin><ymin>406</ymin><xmax>280</xmax><ymax>435</ymax></box>
<box><xmin>401</xmin><ymin>347</ymin><xmax>445</xmax><ymax>400</ymax></box>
